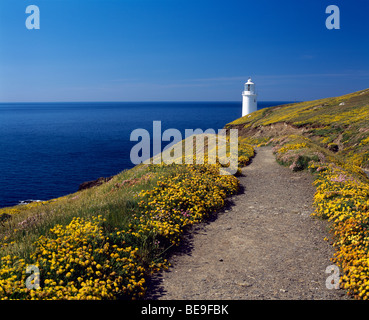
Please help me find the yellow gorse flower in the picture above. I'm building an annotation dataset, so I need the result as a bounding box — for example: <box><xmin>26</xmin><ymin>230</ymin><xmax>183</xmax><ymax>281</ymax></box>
<box><xmin>313</xmin><ymin>163</ymin><xmax>369</xmax><ymax>300</ymax></box>
<box><xmin>0</xmin><ymin>142</ymin><xmax>254</xmax><ymax>300</ymax></box>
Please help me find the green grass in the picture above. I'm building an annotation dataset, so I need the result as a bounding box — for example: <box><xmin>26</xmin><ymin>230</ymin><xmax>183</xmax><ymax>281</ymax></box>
<box><xmin>0</xmin><ymin>163</ymin><xmax>172</xmax><ymax>261</ymax></box>
<box><xmin>226</xmin><ymin>88</ymin><xmax>369</xmax><ymax>168</ymax></box>
<box><xmin>0</xmin><ymin>135</ymin><xmax>254</xmax><ymax>299</ymax></box>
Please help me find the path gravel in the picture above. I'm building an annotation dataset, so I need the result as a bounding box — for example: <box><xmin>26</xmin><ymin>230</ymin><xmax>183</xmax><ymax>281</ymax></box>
<box><xmin>146</xmin><ymin>147</ymin><xmax>348</xmax><ymax>300</ymax></box>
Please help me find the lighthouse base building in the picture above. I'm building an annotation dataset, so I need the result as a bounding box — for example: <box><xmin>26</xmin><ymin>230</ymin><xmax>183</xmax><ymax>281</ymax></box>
<box><xmin>242</xmin><ymin>78</ymin><xmax>257</xmax><ymax>117</ymax></box>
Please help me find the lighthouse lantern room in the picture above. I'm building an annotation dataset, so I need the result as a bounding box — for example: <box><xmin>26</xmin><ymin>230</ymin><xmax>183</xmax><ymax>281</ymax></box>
<box><xmin>242</xmin><ymin>78</ymin><xmax>257</xmax><ymax>116</ymax></box>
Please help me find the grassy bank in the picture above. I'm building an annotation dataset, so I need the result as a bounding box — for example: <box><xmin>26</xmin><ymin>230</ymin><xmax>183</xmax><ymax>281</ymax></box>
<box><xmin>0</xmin><ymin>136</ymin><xmax>254</xmax><ymax>299</ymax></box>
<box><xmin>227</xmin><ymin>88</ymin><xmax>369</xmax><ymax>168</ymax></box>
<box><xmin>227</xmin><ymin>88</ymin><xmax>369</xmax><ymax>299</ymax></box>
<box><xmin>271</xmin><ymin>135</ymin><xmax>369</xmax><ymax>299</ymax></box>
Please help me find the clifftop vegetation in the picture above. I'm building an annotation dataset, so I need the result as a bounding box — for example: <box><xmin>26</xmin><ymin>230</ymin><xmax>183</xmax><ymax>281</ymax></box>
<box><xmin>228</xmin><ymin>88</ymin><xmax>369</xmax><ymax>300</ymax></box>
<box><xmin>227</xmin><ymin>88</ymin><xmax>369</xmax><ymax>169</ymax></box>
<box><xmin>0</xmin><ymin>136</ymin><xmax>254</xmax><ymax>299</ymax></box>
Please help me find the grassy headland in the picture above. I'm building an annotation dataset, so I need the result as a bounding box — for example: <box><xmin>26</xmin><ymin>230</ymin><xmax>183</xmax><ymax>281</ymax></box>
<box><xmin>2</xmin><ymin>87</ymin><xmax>369</xmax><ymax>300</ymax></box>
<box><xmin>226</xmin><ymin>88</ymin><xmax>369</xmax><ymax>300</ymax></box>
<box><xmin>227</xmin><ymin>88</ymin><xmax>369</xmax><ymax>169</ymax></box>
<box><xmin>0</xmin><ymin>136</ymin><xmax>254</xmax><ymax>299</ymax></box>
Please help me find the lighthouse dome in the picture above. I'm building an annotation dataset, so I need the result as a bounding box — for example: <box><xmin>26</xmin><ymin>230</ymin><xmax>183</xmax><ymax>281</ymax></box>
<box><xmin>244</xmin><ymin>78</ymin><xmax>256</xmax><ymax>93</ymax></box>
<box><xmin>242</xmin><ymin>77</ymin><xmax>257</xmax><ymax>116</ymax></box>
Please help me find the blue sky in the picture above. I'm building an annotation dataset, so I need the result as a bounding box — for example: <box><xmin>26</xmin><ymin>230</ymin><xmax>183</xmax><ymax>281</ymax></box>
<box><xmin>0</xmin><ymin>0</ymin><xmax>368</xmax><ymax>102</ymax></box>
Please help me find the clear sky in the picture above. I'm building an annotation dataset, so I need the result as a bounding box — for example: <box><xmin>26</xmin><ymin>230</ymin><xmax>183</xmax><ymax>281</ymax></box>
<box><xmin>0</xmin><ymin>0</ymin><xmax>368</xmax><ymax>102</ymax></box>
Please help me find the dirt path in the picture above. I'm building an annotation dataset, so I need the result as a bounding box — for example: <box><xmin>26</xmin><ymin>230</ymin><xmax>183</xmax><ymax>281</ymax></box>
<box><xmin>146</xmin><ymin>147</ymin><xmax>347</xmax><ymax>300</ymax></box>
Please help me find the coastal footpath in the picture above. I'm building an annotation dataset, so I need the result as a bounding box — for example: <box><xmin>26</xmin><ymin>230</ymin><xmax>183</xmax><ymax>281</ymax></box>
<box><xmin>148</xmin><ymin>88</ymin><xmax>369</xmax><ymax>300</ymax></box>
<box><xmin>0</xmin><ymin>88</ymin><xmax>368</xmax><ymax>300</ymax></box>
<box><xmin>147</xmin><ymin>147</ymin><xmax>347</xmax><ymax>299</ymax></box>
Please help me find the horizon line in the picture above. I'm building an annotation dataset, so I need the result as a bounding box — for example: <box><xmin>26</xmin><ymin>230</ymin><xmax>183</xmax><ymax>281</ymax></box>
<box><xmin>0</xmin><ymin>100</ymin><xmax>298</xmax><ymax>104</ymax></box>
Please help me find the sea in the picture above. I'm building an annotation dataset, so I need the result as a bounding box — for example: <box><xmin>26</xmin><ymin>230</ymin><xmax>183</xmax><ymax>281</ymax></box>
<box><xmin>0</xmin><ymin>101</ymin><xmax>292</xmax><ymax>208</ymax></box>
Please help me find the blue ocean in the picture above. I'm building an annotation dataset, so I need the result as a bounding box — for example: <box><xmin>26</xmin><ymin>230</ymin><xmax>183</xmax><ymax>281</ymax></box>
<box><xmin>0</xmin><ymin>101</ymin><xmax>291</xmax><ymax>208</ymax></box>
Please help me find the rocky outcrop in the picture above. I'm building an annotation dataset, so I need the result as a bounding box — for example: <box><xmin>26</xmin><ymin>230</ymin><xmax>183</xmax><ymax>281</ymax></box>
<box><xmin>78</xmin><ymin>176</ymin><xmax>113</xmax><ymax>191</ymax></box>
<box><xmin>0</xmin><ymin>213</ymin><xmax>11</xmax><ymax>226</ymax></box>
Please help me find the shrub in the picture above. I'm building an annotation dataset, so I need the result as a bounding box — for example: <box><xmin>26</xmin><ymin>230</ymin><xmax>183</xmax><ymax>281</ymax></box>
<box><xmin>0</xmin><ymin>142</ymin><xmax>254</xmax><ymax>300</ymax></box>
<box><xmin>312</xmin><ymin>163</ymin><xmax>369</xmax><ymax>299</ymax></box>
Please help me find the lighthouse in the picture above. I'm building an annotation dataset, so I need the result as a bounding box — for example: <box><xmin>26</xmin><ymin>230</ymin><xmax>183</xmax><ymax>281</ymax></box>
<box><xmin>242</xmin><ymin>78</ymin><xmax>257</xmax><ymax>116</ymax></box>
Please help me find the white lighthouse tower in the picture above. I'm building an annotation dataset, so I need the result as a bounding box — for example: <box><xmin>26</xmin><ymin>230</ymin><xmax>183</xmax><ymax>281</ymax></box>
<box><xmin>242</xmin><ymin>78</ymin><xmax>257</xmax><ymax>116</ymax></box>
